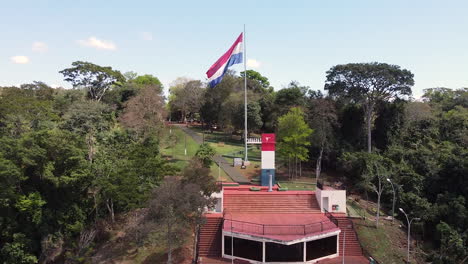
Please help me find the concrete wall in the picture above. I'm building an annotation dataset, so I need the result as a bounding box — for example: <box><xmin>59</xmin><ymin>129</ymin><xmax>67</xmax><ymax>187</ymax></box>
<box><xmin>261</xmin><ymin>151</ymin><xmax>275</xmax><ymax>169</ymax></box>
<box><xmin>207</xmin><ymin>190</ymin><xmax>223</xmax><ymax>213</ymax></box>
<box><xmin>316</xmin><ymin>189</ymin><xmax>346</xmax><ymax>214</ymax></box>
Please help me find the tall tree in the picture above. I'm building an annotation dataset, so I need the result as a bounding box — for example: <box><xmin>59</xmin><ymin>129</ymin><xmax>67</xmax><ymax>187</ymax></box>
<box><xmin>119</xmin><ymin>85</ymin><xmax>166</xmax><ymax>136</ymax></box>
<box><xmin>240</xmin><ymin>70</ymin><xmax>272</xmax><ymax>92</ymax></box>
<box><xmin>169</xmin><ymin>79</ymin><xmax>205</xmax><ymax>122</ymax></box>
<box><xmin>277</xmin><ymin>107</ymin><xmax>313</xmax><ymax>179</ymax></box>
<box><xmin>362</xmin><ymin>154</ymin><xmax>393</xmax><ymax>228</ymax></box>
<box><xmin>307</xmin><ymin>94</ymin><xmax>337</xmax><ymax>180</ymax></box>
<box><xmin>59</xmin><ymin>61</ymin><xmax>125</xmax><ymax>101</ymax></box>
<box><xmin>148</xmin><ymin>177</ymin><xmax>214</xmax><ymax>264</ymax></box>
<box><xmin>325</xmin><ymin>62</ymin><xmax>414</xmax><ymax>153</ymax></box>
<box><xmin>275</xmin><ymin>81</ymin><xmax>308</xmax><ymax>116</ymax></box>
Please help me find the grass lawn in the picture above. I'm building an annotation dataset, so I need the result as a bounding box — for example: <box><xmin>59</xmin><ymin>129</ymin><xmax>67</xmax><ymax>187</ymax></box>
<box><xmin>349</xmin><ymin>198</ymin><xmax>422</xmax><ymax>264</ymax></box>
<box><xmin>353</xmin><ymin>218</ymin><xmax>410</xmax><ymax>264</ymax></box>
<box><xmin>278</xmin><ymin>181</ymin><xmax>316</xmax><ymax>190</ymax></box>
<box><xmin>161</xmin><ymin>127</ymin><xmax>232</xmax><ymax>182</ymax></box>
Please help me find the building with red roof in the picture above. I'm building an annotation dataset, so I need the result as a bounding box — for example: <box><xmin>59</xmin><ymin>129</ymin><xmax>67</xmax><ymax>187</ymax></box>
<box><xmin>196</xmin><ymin>134</ymin><xmax>370</xmax><ymax>264</ymax></box>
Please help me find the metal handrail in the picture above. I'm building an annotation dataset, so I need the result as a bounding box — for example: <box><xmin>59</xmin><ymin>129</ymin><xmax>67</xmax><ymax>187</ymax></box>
<box><xmin>323</xmin><ymin>209</ymin><xmax>339</xmax><ymax>226</ymax></box>
<box><xmin>222</xmin><ymin>218</ymin><xmax>337</xmax><ymax>236</ymax></box>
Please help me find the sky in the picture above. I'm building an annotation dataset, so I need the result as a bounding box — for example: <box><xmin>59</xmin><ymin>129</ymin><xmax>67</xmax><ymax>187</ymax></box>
<box><xmin>1</xmin><ymin>0</ymin><xmax>468</xmax><ymax>98</ymax></box>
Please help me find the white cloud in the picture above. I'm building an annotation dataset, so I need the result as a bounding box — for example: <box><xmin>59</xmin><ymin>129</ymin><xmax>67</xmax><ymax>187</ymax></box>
<box><xmin>32</xmin><ymin>41</ymin><xmax>48</xmax><ymax>52</ymax></box>
<box><xmin>10</xmin><ymin>55</ymin><xmax>30</xmax><ymax>64</ymax></box>
<box><xmin>247</xmin><ymin>59</ymin><xmax>261</xmax><ymax>68</ymax></box>
<box><xmin>141</xmin><ymin>31</ymin><xmax>153</xmax><ymax>41</ymax></box>
<box><xmin>78</xmin><ymin>36</ymin><xmax>117</xmax><ymax>50</ymax></box>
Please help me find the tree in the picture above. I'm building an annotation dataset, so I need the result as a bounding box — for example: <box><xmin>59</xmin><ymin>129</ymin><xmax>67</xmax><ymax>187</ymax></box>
<box><xmin>275</xmin><ymin>81</ymin><xmax>308</xmax><ymax>116</ymax></box>
<box><xmin>132</xmin><ymin>74</ymin><xmax>163</xmax><ymax>90</ymax></box>
<box><xmin>182</xmin><ymin>159</ymin><xmax>219</xmax><ymax>196</ymax></box>
<box><xmin>169</xmin><ymin>79</ymin><xmax>205</xmax><ymax>122</ymax></box>
<box><xmin>362</xmin><ymin>154</ymin><xmax>393</xmax><ymax>228</ymax></box>
<box><xmin>325</xmin><ymin>62</ymin><xmax>414</xmax><ymax>153</ymax></box>
<box><xmin>147</xmin><ymin>177</ymin><xmax>214</xmax><ymax>264</ymax></box>
<box><xmin>195</xmin><ymin>143</ymin><xmax>216</xmax><ymax>168</ymax></box>
<box><xmin>119</xmin><ymin>85</ymin><xmax>166</xmax><ymax>136</ymax></box>
<box><xmin>233</xmin><ymin>101</ymin><xmax>263</xmax><ymax>134</ymax></box>
<box><xmin>277</xmin><ymin>107</ymin><xmax>313</xmax><ymax>179</ymax></box>
<box><xmin>240</xmin><ymin>70</ymin><xmax>272</xmax><ymax>92</ymax></box>
<box><xmin>59</xmin><ymin>61</ymin><xmax>125</xmax><ymax>101</ymax></box>
<box><xmin>0</xmin><ymin>86</ymin><xmax>58</xmax><ymax>137</ymax></box>
<box><xmin>307</xmin><ymin>95</ymin><xmax>337</xmax><ymax>180</ymax></box>
<box><xmin>433</xmin><ymin>221</ymin><xmax>467</xmax><ymax>263</ymax></box>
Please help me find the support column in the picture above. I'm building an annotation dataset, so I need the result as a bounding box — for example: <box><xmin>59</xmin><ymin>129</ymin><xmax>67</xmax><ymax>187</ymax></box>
<box><xmin>221</xmin><ymin>234</ymin><xmax>225</xmax><ymax>257</ymax></box>
<box><xmin>303</xmin><ymin>241</ymin><xmax>307</xmax><ymax>262</ymax></box>
<box><xmin>337</xmin><ymin>233</ymin><xmax>340</xmax><ymax>256</ymax></box>
<box><xmin>262</xmin><ymin>241</ymin><xmax>266</xmax><ymax>263</ymax></box>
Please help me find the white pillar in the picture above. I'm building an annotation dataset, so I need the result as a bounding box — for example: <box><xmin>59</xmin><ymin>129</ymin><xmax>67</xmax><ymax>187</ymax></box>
<box><xmin>303</xmin><ymin>241</ymin><xmax>307</xmax><ymax>262</ymax></box>
<box><xmin>221</xmin><ymin>234</ymin><xmax>225</xmax><ymax>257</ymax></box>
<box><xmin>262</xmin><ymin>241</ymin><xmax>266</xmax><ymax>263</ymax></box>
<box><xmin>336</xmin><ymin>234</ymin><xmax>340</xmax><ymax>256</ymax></box>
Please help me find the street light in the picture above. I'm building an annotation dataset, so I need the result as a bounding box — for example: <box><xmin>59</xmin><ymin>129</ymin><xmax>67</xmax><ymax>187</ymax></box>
<box><xmin>399</xmin><ymin>208</ymin><xmax>420</xmax><ymax>263</ymax></box>
<box><xmin>387</xmin><ymin>178</ymin><xmax>396</xmax><ymax>223</ymax></box>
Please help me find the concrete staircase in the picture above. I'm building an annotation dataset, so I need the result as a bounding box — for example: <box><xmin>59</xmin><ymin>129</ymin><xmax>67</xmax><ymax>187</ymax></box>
<box><xmin>223</xmin><ymin>193</ymin><xmax>321</xmax><ymax>213</ymax></box>
<box><xmin>199</xmin><ymin>215</ymin><xmax>223</xmax><ymax>257</ymax></box>
<box><xmin>335</xmin><ymin>216</ymin><xmax>363</xmax><ymax>256</ymax></box>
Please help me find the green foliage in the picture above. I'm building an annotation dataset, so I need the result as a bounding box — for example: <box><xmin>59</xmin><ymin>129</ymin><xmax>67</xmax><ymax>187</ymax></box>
<box><xmin>241</xmin><ymin>70</ymin><xmax>272</xmax><ymax>92</ymax></box>
<box><xmin>15</xmin><ymin>192</ymin><xmax>46</xmax><ymax>225</ymax></box>
<box><xmin>181</xmin><ymin>159</ymin><xmax>219</xmax><ymax>196</ymax></box>
<box><xmin>0</xmin><ymin>86</ymin><xmax>58</xmax><ymax>137</ymax></box>
<box><xmin>0</xmin><ymin>69</ymin><xmax>173</xmax><ymax>262</ymax></box>
<box><xmin>59</xmin><ymin>61</ymin><xmax>125</xmax><ymax>101</ymax></box>
<box><xmin>132</xmin><ymin>74</ymin><xmax>163</xmax><ymax>89</ymax></box>
<box><xmin>325</xmin><ymin>62</ymin><xmax>414</xmax><ymax>152</ymax></box>
<box><xmin>195</xmin><ymin>143</ymin><xmax>215</xmax><ymax>168</ymax></box>
<box><xmin>61</xmin><ymin>100</ymin><xmax>114</xmax><ymax>135</ymax></box>
<box><xmin>0</xmin><ymin>233</ymin><xmax>38</xmax><ymax>264</ymax></box>
<box><xmin>274</xmin><ymin>81</ymin><xmax>308</xmax><ymax>115</ymax></box>
<box><xmin>277</xmin><ymin>107</ymin><xmax>313</xmax><ymax>161</ymax></box>
<box><xmin>432</xmin><ymin>221</ymin><xmax>467</xmax><ymax>263</ymax></box>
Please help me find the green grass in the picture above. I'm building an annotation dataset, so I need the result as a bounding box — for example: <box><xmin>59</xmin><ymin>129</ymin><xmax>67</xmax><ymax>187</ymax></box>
<box><xmin>161</xmin><ymin>127</ymin><xmax>199</xmax><ymax>170</ymax></box>
<box><xmin>278</xmin><ymin>181</ymin><xmax>316</xmax><ymax>190</ymax></box>
<box><xmin>161</xmin><ymin>127</ymin><xmax>233</xmax><ymax>181</ymax></box>
<box><xmin>189</xmin><ymin>126</ymin><xmax>263</xmax><ymax>160</ymax></box>
<box><xmin>350</xmin><ymin>200</ymin><xmax>412</xmax><ymax>264</ymax></box>
<box><xmin>353</xmin><ymin>219</ymin><xmax>408</xmax><ymax>264</ymax></box>
<box><xmin>347</xmin><ymin>199</ymin><xmax>370</xmax><ymax>218</ymax></box>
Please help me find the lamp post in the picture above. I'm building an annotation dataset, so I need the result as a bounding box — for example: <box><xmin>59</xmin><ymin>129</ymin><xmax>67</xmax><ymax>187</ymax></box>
<box><xmin>387</xmin><ymin>178</ymin><xmax>396</xmax><ymax>223</ymax></box>
<box><xmin>399</xmin><ymin>208</ymin><xmax>420</xmax><ymax>263</ymax></box>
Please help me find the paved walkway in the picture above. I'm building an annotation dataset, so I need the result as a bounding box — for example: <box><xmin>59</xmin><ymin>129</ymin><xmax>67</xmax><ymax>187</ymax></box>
<box><xmin>178</xmin><ymin>125</ymin><xmax>250</xmax><ymax>184</ymax></box>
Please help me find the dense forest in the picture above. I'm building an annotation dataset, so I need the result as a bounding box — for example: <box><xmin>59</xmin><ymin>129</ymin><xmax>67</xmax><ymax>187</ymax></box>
<box><xmin>1</xmin><ymin>61</ymin><xmax>466</xmax><ymax>263</ymax></box>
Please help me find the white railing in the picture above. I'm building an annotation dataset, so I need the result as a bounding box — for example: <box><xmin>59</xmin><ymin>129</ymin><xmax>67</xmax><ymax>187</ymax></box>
<box><xmin>246</xmin><ymin>137</ymin><xmax>262</xmax><ymax>144</ymax></box>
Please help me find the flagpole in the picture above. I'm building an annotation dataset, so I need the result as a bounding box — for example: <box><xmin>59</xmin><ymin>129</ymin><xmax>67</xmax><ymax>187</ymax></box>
<box><xmin>243</xmin><ymin>24</ymin><xmax>248</xmax><ymax>164</ymax></box>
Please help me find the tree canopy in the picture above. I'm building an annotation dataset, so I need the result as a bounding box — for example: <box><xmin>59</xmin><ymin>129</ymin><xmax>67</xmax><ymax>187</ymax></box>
<box><xmin>325</xmin><ymin>62</ymin><xmax>414</xmax><ymax>152</ymax></box>
<box><xmin>59</xmin><ymin>61</ymin><xmax>125</xmax><ymax>101</ymax></box>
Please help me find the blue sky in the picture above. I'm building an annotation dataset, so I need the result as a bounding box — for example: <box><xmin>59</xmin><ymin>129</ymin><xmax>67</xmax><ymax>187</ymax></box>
<box><xmin>1</xmin><ymin>0</ymin><xmax>467</xmax><ymax>97</ymax></box>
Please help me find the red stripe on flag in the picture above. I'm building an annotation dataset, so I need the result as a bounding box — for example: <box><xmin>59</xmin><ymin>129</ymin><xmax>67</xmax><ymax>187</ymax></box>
<box><xmin>206</xmin><ymin>33</ymin><xmax>243</xmax><ymax>78</ymax></box>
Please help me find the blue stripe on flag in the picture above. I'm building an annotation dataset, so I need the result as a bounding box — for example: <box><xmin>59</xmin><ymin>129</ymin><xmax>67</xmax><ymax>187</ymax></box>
<box><xmin>209</xmin><ymin>52</ymin><xmax>243</xmax><ymax>88</ymax></box>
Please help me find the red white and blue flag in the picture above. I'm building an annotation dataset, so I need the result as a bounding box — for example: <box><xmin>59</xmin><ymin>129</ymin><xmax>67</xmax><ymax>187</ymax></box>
<box><xmin>206</xmin><ymin>33</ymin><xmax>243</xmax><ymax>88</ymax></box>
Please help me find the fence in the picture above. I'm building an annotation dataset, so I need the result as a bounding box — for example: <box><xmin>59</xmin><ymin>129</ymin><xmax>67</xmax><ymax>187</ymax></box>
<box><xmin>223</xmin><ymin>219</ymin><xmax>338</xmax><ymax>236</ymax></box>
